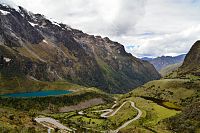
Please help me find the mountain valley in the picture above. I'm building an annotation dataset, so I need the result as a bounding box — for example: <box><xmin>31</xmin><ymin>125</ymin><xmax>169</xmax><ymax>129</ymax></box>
<box><xmin>0</xmin><ymin>3</ymin><xmax>200</xmax><ymax>133</ymax></box>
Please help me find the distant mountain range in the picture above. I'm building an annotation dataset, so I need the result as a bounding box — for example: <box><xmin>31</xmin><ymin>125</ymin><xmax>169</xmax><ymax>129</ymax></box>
<box><xmin>142</xmin><ymin>54</ymin><xmax>186</xmax><ymax>72</ymax></box>
<box><xmin>0</xmin><ymin>4</ymin><xmax>160</xmax><ymax>93</ymax></box>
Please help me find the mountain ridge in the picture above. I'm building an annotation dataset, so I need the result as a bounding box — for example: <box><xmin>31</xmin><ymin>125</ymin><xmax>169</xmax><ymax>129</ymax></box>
<box><xmin>0</xmin><ymin>4</ymin><xmax>161</xmax><ymax>93</ymax></box>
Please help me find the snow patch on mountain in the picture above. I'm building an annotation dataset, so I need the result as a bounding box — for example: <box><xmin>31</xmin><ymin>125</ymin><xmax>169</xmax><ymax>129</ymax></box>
<box><xmin>42</xmin><ymin>39</ymin><xmax>48</xmax><ymax>44</ymax></box>
<box><xmin>52</xmin><ymin>21</ymin><xmax>61</xmax><ymax>27</ymax></box>
<box><xmin>3</xmin><ymin>57</ymin><xmax>11</xmax><ymax>62</ymax></box>
<box><xmin>28</xmin><ymin>21</ymin><xmax>38</xmax><ymax>27</ymax></box>
<box><xmin>0</xmin><ymin>9</ymin><xmax>10</xmax><ymax>15</ymax></box>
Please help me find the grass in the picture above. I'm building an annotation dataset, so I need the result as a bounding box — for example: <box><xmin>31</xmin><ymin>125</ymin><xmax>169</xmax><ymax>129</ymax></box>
<box><xmin>69</xmin><ymin>115</ymin><xmax>106</xmax><ymax>129</ymax></box>
<box><xmin>126</xmin><ymin>79</ymin><xmax>198</xmax><ymax>106</ymax></box>
<box><xmin>146</xmin><ymin>103</ymin><xmax>180</xmax><ymax>126</ymax></box>
<box><xmin>83</xmin><ymin>104</ymin><xmax>112</xmax><ymax>119</ymax></box>
<box><xmin>118</xmin><ymin>78</ymin><xmax>200</xmax><ymax>132</ymax></box>
<box><xmin>0</xmin><ymin>87</ymin><xmax>114</xmax><ymax>131</ymax></box>
<box><xmin>118</xmin><ymin>97</ymin><xmax>180</xmax><ymax>133</ymax></box>
<box><xmin>108</xmin><ymin>102</ymin><xmax>138</xmax><ymax>129</ymax></box>
<box><xmin>47</xmin><ymin>110</ymin><xmax>109</xmax><ymax>131</ymax></box>
<box><xmin>0</xmin><ymin>107</ymin><xmax>46</xmax><ymax>133</ymax></box>
<box><xmin>1</xmin><ymin>70</ymin><xmax>199</xmax><ymax>132</ymax></box>
<box><xmin>43</xmin><ymin>100</ymin><xmax>139</xmax><ymax>131</ymax></box>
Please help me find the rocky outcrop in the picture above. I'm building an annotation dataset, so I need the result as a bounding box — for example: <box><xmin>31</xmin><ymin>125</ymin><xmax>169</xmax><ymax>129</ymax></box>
<box><xmin>0</xmin><ymin>4</ymin><xmax>161</xmax><ymax>93</ymax></box>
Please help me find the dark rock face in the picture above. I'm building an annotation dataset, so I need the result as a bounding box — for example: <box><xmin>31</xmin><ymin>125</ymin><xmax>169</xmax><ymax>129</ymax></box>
<box><xmin>142</xmin><ymin>54</ymin><xmax>186</xmax><ymax>71</ymax></box>
<box><xmin>0</xmin><ymin>4</ymin><xmax>161</xmax><ymax>93</ymax></box>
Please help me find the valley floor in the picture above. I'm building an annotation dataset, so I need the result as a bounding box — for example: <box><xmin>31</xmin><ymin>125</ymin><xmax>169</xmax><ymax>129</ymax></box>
<box><xmin>1</xmin><ymin>78</ymin><xmax>200</xmax><ymax>133</ymax></box>
<box><xmin>35</xmin><ymin>100</ymin><xmax>142</xmax><ymax>133</ymax></box>
<box><xmin>37</xmin><ymin>96</ymin><xmax>180</xmax><ymax>133</ymax></box>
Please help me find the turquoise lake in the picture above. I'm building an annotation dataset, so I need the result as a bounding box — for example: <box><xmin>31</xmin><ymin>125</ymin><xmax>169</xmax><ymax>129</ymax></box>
<box><xmin>2</xmin><ymin>90</ymin><xmax>73</xmax><ymax>98</ymax></box>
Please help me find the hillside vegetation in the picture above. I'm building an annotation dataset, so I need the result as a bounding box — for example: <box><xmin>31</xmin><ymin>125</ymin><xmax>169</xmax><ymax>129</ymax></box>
<box><xmin>117</xmin><ymin>78</ymin><xmax>199</xmax><ymax>132</ymax></box>
<box><xmin>118</xmin><ymin>41</ymin><xmax>200</xmax><ymax>132</ymax></box>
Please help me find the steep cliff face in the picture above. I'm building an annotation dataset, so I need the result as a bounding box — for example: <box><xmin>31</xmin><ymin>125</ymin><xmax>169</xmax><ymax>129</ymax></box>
<box><xmin>0</xmin><ymin>4</ymin><xmax>161</xmax><ymax>93</ymax></box>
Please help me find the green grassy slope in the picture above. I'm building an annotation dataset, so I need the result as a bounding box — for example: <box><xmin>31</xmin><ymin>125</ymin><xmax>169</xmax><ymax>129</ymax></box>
<box><xmin>0</xmin><ymin>107</ymin><xmax>46</xmax><ymax>133</ymax></box>
<box><xmin>127</xmin><ymin>79</ymin><xmax>199</xmax><ymax>106</ymax></box>
<box><xmin>118</xmin><ymin>78</ymin><xmax>200</xmax><ymax>132</ymax></box>
<box><xmin>119</xmin><ymin>97</ymin><xmax>180</xmax><ymax>133</ymax></box>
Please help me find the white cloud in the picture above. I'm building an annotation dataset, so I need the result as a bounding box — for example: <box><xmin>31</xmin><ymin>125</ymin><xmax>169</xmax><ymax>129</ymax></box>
<box><xmin>123</xmin><ymin>24</ymin><xmax>200</xmax><ymax>57</ymax></box>
<box><xmin>121</xmin><ymin>0</ymin><xmax>200</xmax><ymax>57</ymax></box>
<box><xmin>12</xmin><ymin>0</ymin><xmax>146</xmax><ymax>36</ymax></box>
<box><xmin>2</xmin><ymin>0</ymin><xmax>200</xmax><ymax>57</ymax></box>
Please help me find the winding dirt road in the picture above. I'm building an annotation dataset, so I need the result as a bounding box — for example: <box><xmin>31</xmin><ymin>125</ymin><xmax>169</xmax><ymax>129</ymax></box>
<box><xmin>94</xmin><ymin>101</ymin><xmax>142</xmax><ymax>133</ymax></box>
<box><xmin>35</xmin><ymin>101</ymin><xmax>142</xmax><ymax>133</ymax></box>
<box><xmin>35</xmin><ymin>117</ymin><xmax>73</xmax><ymax>132</ymax></box>
<box><xmin>101</xmin><ymin>101</ymin><xmax>129</xmax><ymax>118</ymax></box>
<box><xmin>111</xmin><ymin>101</ymin><xmax>142</xmax><ymax>133</ymax></box>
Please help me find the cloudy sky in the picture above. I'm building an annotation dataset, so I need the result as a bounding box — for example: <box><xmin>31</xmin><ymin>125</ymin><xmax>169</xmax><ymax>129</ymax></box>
<box><xmin>1</xmin><ymin>0</ymin><xmax>200</xmax><ymax>57</ymax></box>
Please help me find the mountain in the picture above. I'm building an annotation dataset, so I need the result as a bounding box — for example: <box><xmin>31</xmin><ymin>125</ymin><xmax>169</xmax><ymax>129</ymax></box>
<box><xmin>0</xmin><ymin>4</ymin><xmax>160</xmax><ymax>93</ymax></box>
<box><xmin>177</xmin><ymin>41</ymin><xmax>200</xmax><ymax>77</ymax></box>
<box><xmin>142</xmin><ymin>54</ymin><xmax>186</xmax><ymax>71</ymax></box>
